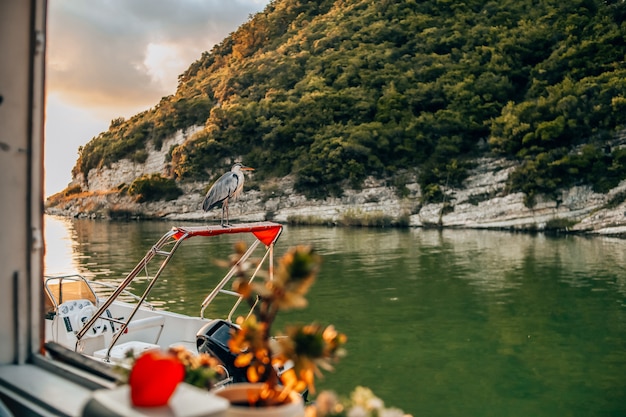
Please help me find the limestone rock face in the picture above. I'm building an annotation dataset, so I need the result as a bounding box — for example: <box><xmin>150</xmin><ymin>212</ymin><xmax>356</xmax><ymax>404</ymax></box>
<box><xmin>48</xmin><ymin>129</ymin><xmax>626</xmax><ymax>236</ymax></box>
<box><xmin>70</xmin><ymin>127</ymin><xmax>201</xmax><ymax>192</ymax></box>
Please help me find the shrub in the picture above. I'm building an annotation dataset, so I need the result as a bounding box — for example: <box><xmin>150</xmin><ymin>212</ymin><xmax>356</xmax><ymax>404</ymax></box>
<box><xmin>127</xmin><ymin>174</ymin><xmax>182</xmax><ymax>203</ymax></box>
<box><xmin>339</xmin><ymin>209</ymin><xmax>394</xmax><ymax>227</ymax></box>
<box><xmin>545</xmin><ymin>218</ymin><xmax>577</xmax><ymax>232</ymax></box>
<box><xmin>605</xmin><ymin>190</ymin><xmax>626</xmax><ymax>209</ymax></box>
<box><xmin>130</xmin><ymin>149</ymin><xmax>149</xmax><ymax>164</ymax></box>
<box><xmin>64</xmin><ymin>184</ymin><xmax>82</xmax><ymax>197</ymax></box>
<box><xmin>286</xmin><ymin>215</ymin><xmax>334</xmax><ymax>226</ymax></box>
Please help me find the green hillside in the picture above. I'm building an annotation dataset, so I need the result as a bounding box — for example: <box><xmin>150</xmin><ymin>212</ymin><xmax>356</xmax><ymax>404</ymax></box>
<box><xmin>72</xmin><ymin>0</ymin><xmax>626</xmax><ymax>205</ymax></box>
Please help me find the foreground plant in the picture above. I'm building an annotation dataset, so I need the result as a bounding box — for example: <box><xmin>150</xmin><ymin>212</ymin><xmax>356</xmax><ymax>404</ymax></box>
<box><xmin>120</xmin><ymin>346</ymin><xmax>225</xmax><ymax>407</ymax></box>
<box><xmin>168</xmin><ymin>345</ymin><xmax>225</xmax><ymax>390</ymax></box>
<box><xmin>228</xmin><ymin>244</ymin><xmax>347</xmax><ymax>406</ymax></box>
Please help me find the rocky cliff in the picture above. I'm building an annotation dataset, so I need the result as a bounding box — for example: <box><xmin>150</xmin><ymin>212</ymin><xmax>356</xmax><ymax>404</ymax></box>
<box><xmin>46</xmin><ymin>129</ymin><xmax>626</xmax><ymax>237</ymax></box>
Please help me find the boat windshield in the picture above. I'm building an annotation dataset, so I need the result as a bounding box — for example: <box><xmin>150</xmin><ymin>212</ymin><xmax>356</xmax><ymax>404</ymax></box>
<box><xmin>44</xmin><ymin>275</ymin><xmax>98</xmax><ymax>313</ymax></box>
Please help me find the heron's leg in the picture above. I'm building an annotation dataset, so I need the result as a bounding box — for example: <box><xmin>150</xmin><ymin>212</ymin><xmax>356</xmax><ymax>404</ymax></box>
<box><xmin>220</xmin><ymin>199</ymin><xmax>227</xmax><ymax>226</ymax></box>
<box><xmin>223</xmin><ymin>199</ymin><xmax>230</xmax><ymax>227</ymax></box>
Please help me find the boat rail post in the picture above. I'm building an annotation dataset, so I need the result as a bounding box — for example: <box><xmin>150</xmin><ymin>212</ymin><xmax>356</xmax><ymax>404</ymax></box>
<box><xmin>200</xmin><ymin>239</ymin><xmax>261</xmax><ymax>319</ymax></box>
<box><xmin>269</xmin><ymin>243</ymin><xmax>274</xmax><ymax>281</ymax></box>
<box><xmin>227</xmin><ymin>242</ymin><xmax>273</xmax><ymax>322</ymax></box>
<box><xmin>99</xmin><ymin>231</ymin><xmax>189</xmax><ymax>360</ymax></box>
<box><xmin>74</xmin><ymin>229</ymin><xmax>181</xmax><ymax>353</ymax></box>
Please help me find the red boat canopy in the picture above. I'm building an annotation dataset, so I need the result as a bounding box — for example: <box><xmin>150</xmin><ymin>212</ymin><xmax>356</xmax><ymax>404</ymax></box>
<box><xmin>171</xmin><ymin>221</ymin><xmax>283</xmax><ymax>246</ymax></box>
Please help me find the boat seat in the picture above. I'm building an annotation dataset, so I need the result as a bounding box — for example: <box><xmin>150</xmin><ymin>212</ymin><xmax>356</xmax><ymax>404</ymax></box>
<box><xmin>169</xmin><ymin>341</ymin><xmax>198</xmax><ymax>354</ymax></box>
<box><xmin>116</xmin><ymin>315</ymin><xmax>166</xmax><ymax>346</ymax></box>
<box><xmin>125</xmin><ymin>316</ymin><xmax>165</xmax><ymax>332</ymax></box>
<box><xmin>93</xmin><ymin>341</ymin><xmax>160</xmax><ymax>363</ymax></box>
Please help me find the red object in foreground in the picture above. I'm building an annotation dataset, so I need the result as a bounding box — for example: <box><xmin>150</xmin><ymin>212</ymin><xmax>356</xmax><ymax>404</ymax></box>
<box><xmin>129</xmin><ymin>350</ymin><xmax>185</xmax><ymax>407</ymax></box>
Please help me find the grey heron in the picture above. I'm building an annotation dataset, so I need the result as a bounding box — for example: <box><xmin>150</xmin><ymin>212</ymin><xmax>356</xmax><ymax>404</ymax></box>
<box><xmin>202</xmin><ymin>163</ymin><xmax>254</xmax><ymax>226</ymax></box>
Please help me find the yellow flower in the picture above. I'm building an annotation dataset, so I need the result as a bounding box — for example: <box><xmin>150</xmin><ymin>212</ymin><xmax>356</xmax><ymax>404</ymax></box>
<box><xmin>274</xmin><ymin>323</ymin><xmax>347</xmax><ymax>394</ymax></box>
<box><xmin>228</xmin><ymin>316</ymin><xmax>267</xmax><ymax>357</ymax></box>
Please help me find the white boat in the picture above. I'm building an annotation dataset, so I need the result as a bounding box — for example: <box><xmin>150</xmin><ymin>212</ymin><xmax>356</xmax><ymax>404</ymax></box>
<box><xmin>43</xmin><ymin>221</ymin><xmax>284</xmax><ymax>384</ymax></box>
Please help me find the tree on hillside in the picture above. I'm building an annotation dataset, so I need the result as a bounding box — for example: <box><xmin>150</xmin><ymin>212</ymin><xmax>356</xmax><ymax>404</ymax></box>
<box><xmin>72</xmin><ymin>0</ymin><xmax>626</xmax><ymax>205</ymax></box>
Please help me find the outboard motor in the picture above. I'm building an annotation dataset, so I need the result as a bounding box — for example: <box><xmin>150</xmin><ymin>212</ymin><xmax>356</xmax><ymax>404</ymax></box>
<box><xmin>196</xmin><ymin>319</ymin><xmax>248</xmax><ymax>383</ymax></box>
<box><xmin>196</xmin><ymin>319</ymin><xmax>310</xmax><ymax>402</ymax></box>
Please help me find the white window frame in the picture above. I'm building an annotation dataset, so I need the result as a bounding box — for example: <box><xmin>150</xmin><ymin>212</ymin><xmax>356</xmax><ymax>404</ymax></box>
<box><xmin>0</xmin><ymin>2</ymin><xmax>114</xmax><ymax>415</ymax></box>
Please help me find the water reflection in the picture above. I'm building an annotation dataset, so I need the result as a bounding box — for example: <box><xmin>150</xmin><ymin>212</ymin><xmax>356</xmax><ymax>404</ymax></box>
<box><xmin>44</xmin><ymin>215</ymin><xmax>78</xmax><ymax>275</ymax></box>
<box><xmin>43</xmin><ymin>216</ymin><xmax>626</xmax><ymax>417</ymax></box>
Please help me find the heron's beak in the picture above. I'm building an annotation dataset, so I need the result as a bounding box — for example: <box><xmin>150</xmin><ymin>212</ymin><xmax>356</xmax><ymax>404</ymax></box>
<box><xmin>242</xmin><ymin>166</ymin><xmax>255</xmax><ymax>171</ymax></box>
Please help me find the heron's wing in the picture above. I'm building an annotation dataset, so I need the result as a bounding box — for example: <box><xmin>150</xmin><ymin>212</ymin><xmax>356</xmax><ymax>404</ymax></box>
<box><xmin>202</xmin><ymin>172</ymin><xmax>240</xmax><ymax>211</ymax></box>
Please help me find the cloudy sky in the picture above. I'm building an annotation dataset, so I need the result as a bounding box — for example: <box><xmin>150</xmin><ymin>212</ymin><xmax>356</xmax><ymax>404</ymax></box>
<box><xmin>45</xmin><ymin>0</ymin><xmax>270</xmax><ymax>197</ymax></box>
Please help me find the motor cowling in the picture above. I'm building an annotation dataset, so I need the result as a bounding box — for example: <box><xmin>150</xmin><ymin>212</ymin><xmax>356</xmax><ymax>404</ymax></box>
<box><xmin>196</xmin><ymin>319</ymin><xmax>248</xmax><ymax>383</ymax></box>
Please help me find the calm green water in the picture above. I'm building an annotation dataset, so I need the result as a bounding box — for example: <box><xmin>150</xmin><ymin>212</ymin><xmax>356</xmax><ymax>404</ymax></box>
<box><xmin>44</xmin><ymin>216</ymin><xmax>626</xmax><ymax>417</ymax></box>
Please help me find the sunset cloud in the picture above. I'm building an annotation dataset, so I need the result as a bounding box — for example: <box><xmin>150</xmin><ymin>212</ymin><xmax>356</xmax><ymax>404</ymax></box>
<box><xmin>45</xmin><ymin>0</ymin><xmax>269</xmax><ymax>195</ymax></box>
